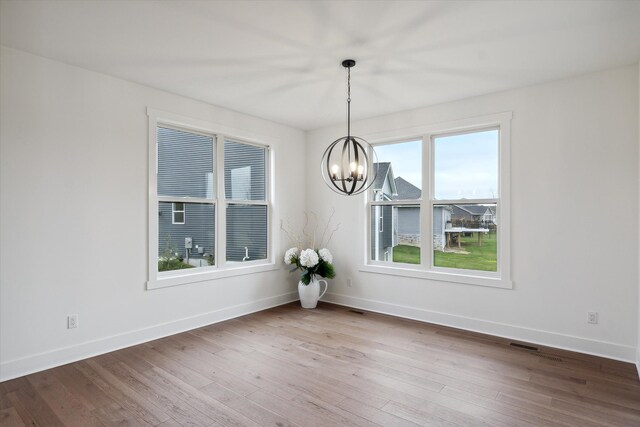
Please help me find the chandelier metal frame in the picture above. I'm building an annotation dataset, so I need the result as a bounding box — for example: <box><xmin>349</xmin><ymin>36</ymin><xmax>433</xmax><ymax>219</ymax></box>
<box><xmin>320</xmin><ymin>59</ymin><xmax>378</xmax><ymax>196</ymax></box>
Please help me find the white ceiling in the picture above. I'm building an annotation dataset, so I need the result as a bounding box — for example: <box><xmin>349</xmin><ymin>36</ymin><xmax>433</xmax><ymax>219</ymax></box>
<box><xmin>1</xmin><ymin>0</ymin><xmax>640</xmax><ymax>130</ymax></box>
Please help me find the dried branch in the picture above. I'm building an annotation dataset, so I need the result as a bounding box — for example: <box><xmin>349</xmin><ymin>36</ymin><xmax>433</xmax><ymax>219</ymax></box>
<box><xmin>319</xmin><ymin>207</ymin><xmax>336</xmax><ymax>248</ymax></box>
<box><xmin>280</xmin><ymin>219</ymin><xmax>302</xmax><ymax>248</ymax></box>
<box><xmin>324</xmin><ymin>222</ymin><xmax>341</xmax><ymax>248</ymax></box>
<box><xmin>282</xmin><ymin>208</ymin><xmax>340</xmax><ymax>250</ymax></box>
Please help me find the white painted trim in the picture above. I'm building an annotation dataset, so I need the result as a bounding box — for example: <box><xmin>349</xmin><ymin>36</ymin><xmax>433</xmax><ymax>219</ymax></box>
<box><xmin>171</xmin><ymin>202</ymin><xmax>185</xmax><ymax>224</ymax></box>
<box><xmin>636</xmin><ymin>346</ymin><xmax>640</xmax><ymax>379</ymax></box>
<box><xmin>148</xmin><ymin>109</ymin><xmax>275</xmax><ymax>289</ymax></box>
<box><xmin>0</xmin><ymin>292</ymin><xmax>298</xmax><ymax>382</ymax></box>
<box><xmin>322</xmin><ymin>292</ymin><xmax>636</xmax><ymax>363</ymax></box>
<box><xmin>359</xmin><ymin>264</ymin><xmax>511</xmax><ymax>289</ymax></box>
<box><xmin>363</xmin><ymin>112</ymin><xmax>512</xmax><ymax>288</ymax></box>
<box><xmin>361</xmin><ymin>111</ymin><xmax>513</xmax><ymax>144</ymax></box>
<box><xmin>148</xmin><ymin>263</ymin><xmax>280</xmax><ymax>290</ymax></box>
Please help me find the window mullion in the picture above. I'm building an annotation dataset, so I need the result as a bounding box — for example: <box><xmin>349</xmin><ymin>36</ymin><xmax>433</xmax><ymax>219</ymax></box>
<box><xmin>432</xmin><ymin>198</ymin><xmax>498</xmax><ymax>205</ymax></box>
<box><xmin>370</xmin><ymin>200</ymin><xmax>420</xmax><ymax>207</ymax></box>
<box><xmin>226</xmin><ymin>200</ymin><xmax>268</xmax><ymax>206</ymax></box>
<box><xmin>216</xmin><ymin>134</ymin><xmax>226</xmax><ymax>267</ymax></box>
<box><xmin>158</xmin><ymin>196</ymin><xmax>215</xmax><ymax>204</ymax></box>
<box><xmin>422</xmin><ymin>134</ymin><xmax>432</xmax><ymax>268</ymax></box>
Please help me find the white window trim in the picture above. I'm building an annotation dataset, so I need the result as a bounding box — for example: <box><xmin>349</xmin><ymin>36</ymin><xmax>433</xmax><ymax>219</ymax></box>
<box><xmin>147</xmin><ymin>108</ymin><xmax>277</xmax><ymax>290</ymax></box>
<box><xmin>361</xmin><ymin>112</ymin><xmax>512</xmax><ymax>289</ymax></box>
<box><xmin>171</xmin><ymin>202</ymin><xmax>185</xmax><ymax>225</ymax></box>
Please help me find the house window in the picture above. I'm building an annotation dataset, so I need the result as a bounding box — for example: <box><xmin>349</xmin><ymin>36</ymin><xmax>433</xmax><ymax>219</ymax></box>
<box><xmin>224</xmin><ymin>140</ymin><xmax>268</xmax><ymax>263</ymax></box>
<box><xmin>364</xmin><ymin>112</ymin><xmax>511</xmax><ymax>288</ymax></box>
<box><xmin>432</xmin><ymin>129</ymin><xmax>499</xmax><ymax>272</ymax></box>
<box><xmin>172</xmin><ymin>202</ymin><xmax>185</xmax><ymax>224</ymax></box>
<box><xmin>157</xmin><ymin>126</ymin><xmax>214</xmax><ymax>274</ymax></box>
<box><xmin>148</xmin><ymin>109</ymin><xmax>273</xmax><ymax>289</ymax></box>
<box><xmin>369</xmin><ymin>140</ymin><xmax>421</xmax><ymax>265</ymax></box>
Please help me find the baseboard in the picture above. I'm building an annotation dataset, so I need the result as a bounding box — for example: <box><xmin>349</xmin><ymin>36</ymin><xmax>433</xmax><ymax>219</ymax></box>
<box><xmin>636</xmin><ymin>347</ymin><xmax>640</xmax><ymax>379</ymax></box>
<box><xmin>0</xmin><ymin>292</ymin><xmax>298</xmax><ymax>382</ymax></box>
<box><xmin>322</xmin><ymin>292</ymin><xmax>636</xmax><ymax>363</ymax></box>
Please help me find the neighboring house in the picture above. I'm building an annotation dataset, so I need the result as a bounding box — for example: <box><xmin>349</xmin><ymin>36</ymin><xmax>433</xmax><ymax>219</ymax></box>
<box><xmin>394</xmin><ymin>177</ymin><xmax>420</xmax><ymax>246</ymax></box>
<box><xmin>393</xmin><ymin>177</ymin><xmax>451</xmax><ymax>251</ymax></box>
<box><xmin>451</xmin><ymin>204</ymin><xmax>497</xmax><ymax>225</ymax></box>
<box><xmin>157</xmin><ymin>128</ymin><xmax>267</xmax><ymax>267</ymax></box>
<box><xmin>370</xmin><ymin>162</ymin><xmax>398</xmax><ymax>261</ymax></box>
<box><xmin>158</xmin><ymin>127</ymin><xmax>215</xmax><ymax>266</ymax></box>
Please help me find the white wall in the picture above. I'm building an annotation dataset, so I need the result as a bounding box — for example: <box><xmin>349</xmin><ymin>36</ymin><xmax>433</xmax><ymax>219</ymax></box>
<box><xmin>0</xmin><ymin>47</ymin><xmax>306</xmax><ymax>381</ymax></box>
<box><xmin>307</xmin><ymin>65</ymin><xmax>639</xmax><ymax>361</ymax></box>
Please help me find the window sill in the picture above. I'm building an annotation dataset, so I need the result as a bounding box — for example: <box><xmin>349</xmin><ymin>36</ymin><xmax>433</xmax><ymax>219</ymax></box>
<box><xmin>359</xmin><ymin>264</ymin><xmax>512</xmax><ymax>289</ymax></box>
<box><xmin>147</xmin><ymin>262</ymin><xmax>279</xmax><ymax>290</ymax></box>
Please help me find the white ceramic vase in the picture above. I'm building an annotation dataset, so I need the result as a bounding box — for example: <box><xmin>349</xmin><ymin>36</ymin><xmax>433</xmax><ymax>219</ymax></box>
<box><xmin>298</xmin><ymin>277</ymin><xmax>328</xmax><ymax>309</ymax></box>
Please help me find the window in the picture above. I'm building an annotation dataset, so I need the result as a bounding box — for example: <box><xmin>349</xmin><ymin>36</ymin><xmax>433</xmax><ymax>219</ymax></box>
<box><xmin>364</xmin><ymin>113</ymin><xmax>511</xmax><ymax>288</ymax></box>
<box><xmin>224</xmin><ymin>140</ymin><xmax>268</xmax><ymax>263</ymax></box>
<box><xmin>432</xmin><ymin>129</ymin><xmax>498</xmax><ymax>272</ymax></box>
<box><xmin>157</xmin><ymin>126</ymin><xmax>215</xmax><ymax>273</ymax></box>
<box><xmin>172</xmin><ymin>202</ymin><xmax>185</xmax><ymax>224</ymax></box>
<box><xmin>369</xmin><ymin>140</ymin><xmax>421</xmax><ymax>265</ymax></box>
<box><xmin>148</xmin><ymin>109</ymin><xmax>274</xmax><ymax>289</ymax></box>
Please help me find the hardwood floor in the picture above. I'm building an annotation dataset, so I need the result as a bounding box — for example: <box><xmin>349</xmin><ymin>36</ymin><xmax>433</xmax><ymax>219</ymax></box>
<box><xmin>2</xmin><ymin>302</ymin><xmax>640</xmax><ymax>426</ymax></box>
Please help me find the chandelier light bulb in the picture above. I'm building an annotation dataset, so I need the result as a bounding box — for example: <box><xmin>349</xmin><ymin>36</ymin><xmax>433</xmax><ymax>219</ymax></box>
<box><xmin>330</xmin><ymin>164</ymin><xmax>339</xmax><ymax>179</ymax></box>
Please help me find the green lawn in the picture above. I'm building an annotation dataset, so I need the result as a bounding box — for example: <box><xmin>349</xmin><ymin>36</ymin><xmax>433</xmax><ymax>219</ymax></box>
<box><xmin>158</xmin><ymin>258</ymin><xmax>195</xmax><ymax>272</ymax></box>
<box><xmin>393</xmin><ymin>232</ymin><xmax>497</xmax><ymax>272</ymax></box>
<box><xmin>393</xmin><ymin>245</ymin><xmax>421</xmax><ymax>264</ymax></box>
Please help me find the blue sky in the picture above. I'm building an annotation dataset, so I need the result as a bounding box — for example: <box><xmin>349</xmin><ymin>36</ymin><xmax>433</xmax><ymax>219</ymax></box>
<box><xmin>374</xmin><ymin>129</ymin><xmax>498</xmax><ymax>200</ymax></box>
<box><xmin>375</xmin><ymin>140</ymin><xmax>422</xmax><ymax>190</ymax></box>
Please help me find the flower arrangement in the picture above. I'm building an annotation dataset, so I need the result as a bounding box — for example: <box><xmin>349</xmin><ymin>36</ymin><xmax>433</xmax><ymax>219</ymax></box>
<box><xmin>284</xmin><ymin>247</ymin><xmax>335</xmax><ymax>285</ymax></box>
<box><xmin>281</xmin><ymin>209</ymin><xmax>339</xmax><ymax>285</ymax></box>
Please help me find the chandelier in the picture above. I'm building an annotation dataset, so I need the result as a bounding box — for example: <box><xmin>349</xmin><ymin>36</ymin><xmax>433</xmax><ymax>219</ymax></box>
<box><xmin>321</xmin><ymin>59</ymin><xmax>378</xmax><ymax>195</ymax></box>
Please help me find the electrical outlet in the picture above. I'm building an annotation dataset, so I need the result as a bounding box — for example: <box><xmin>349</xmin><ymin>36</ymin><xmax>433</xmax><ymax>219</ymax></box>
<box><xmin>68</xmin><ymin>314</ymin><xmax>78</xmax><ymax>329</ymax></box>
<box><xmin>587</xmin><ymin>312</ymin><xmax>598</xmax><ymax>324</ymax></box>
<box><xmin>347</xmin><ymin>278</ymin><xmax>353</xmax><ymax>287</ymax></box>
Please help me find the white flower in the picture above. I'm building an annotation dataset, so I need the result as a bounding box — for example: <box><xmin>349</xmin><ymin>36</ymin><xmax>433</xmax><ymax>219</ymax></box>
<box><xmin>284</xmin><ymin>247</ymin><xmax>298</xmax><ymax>265</ymax></box>
<box><xmin>319</xmin><ymin>248</ymin><xmax>333</xmax><ymax>264</ymax></box>
<box><xmin>299</xmin><ymin>249</ymin><xmax>319</xmax><ymax>268</ymax></box>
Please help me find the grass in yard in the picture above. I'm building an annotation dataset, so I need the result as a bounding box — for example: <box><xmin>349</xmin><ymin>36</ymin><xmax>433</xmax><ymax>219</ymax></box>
<box><xmin>392</xmin><ymin>245</ymin><xmax>421</xmax><ymax>264</ymax></box>
<box><xmin>393</xmin><ymin>232</ymin><xmax>497</xmax><ymax>271</ymax></box>
<box><xmin>158</xmin><ymin>258</ymin><xmax>195</xmax><ymax>272</ymax></box>
<box><xmin>435</xmin><ymin>232</ymin><xmax>497</xmax><ymax>271</ymax></box>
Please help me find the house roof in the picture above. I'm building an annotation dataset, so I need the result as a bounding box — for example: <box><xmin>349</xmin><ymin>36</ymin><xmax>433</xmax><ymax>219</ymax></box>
<box><xmin>371</xmin><ymin>162</ymin><xmax>391</xmax><ymax>191</ymax></box>
<box><xmin>453</xmin><ymin>204</ymin><xmax>495</xmax><ymax>216</ymax></box>
<box><xmin>393</xmin><ymin>177</ymin><xmax>422</xmax><ymax>200</ymax></box>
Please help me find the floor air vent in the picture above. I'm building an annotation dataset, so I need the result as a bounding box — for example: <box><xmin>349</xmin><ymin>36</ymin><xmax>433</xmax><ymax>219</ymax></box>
<box><xmin>533</xmin><ymin>353</ymin><xmax>563</xmax><ymax>362</ymax></box>
<box><xmin>509</xmin><ymin>342</ymin><xmax>539</xmax><ymax>351</ymax></box>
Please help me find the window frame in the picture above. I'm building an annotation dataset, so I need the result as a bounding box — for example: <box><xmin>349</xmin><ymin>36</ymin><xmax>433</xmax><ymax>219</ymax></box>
<box><xmin>361</xmin><ymin>112</ymin><xmax>512</xmax><ymax>289</ymax></box>
<box><xmin>147</xmin><ymin>108</ymin><xmax>277</xmax><ymax>290</ymax></box>
<box><xmin>223</xmin><ymin>137</ymin><xmax>270</xmax><ymax>265</ymax></box>
<box><xmin>171</xmin><ymin>202</ymin><xmax>186</xmax><ymax>225</ymax></box>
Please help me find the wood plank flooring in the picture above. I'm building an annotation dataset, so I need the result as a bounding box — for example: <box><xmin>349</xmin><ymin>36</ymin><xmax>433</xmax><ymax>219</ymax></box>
<box><xmin>2</xmin><ymin>302</ymin><xmax>640</xmax><ymax>426</ymax></box>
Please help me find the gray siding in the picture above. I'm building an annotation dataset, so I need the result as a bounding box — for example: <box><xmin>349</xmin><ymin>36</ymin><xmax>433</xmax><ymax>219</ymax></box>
<box><xmin>224</xmin><ymin>140</ymin><xmax>268</xmax><ymax>262</ymax></box>
<box><xmin>224</xmin><ymin>140</ymin><xmax>265</xmax><ymax>201</ymax></box>
<box><xmin>226</xmin><ymin>204</ymin><xmax>267</xmax><ymax>262</ymax></box>
<box><xmin>157</xmin><ymin>129</ymin><xmax>269</xmax><ymax>265</ymax></box>
<box><xmin>381</xmin><ymin>205</ymin><xmax>393</xmax><ymax>247</ymax></box>
<box><xmin>158</xmin><ymin>202</ymin><xmax>215</xmax><ymax>261</ymax></box>
<box><xmin>157</xmin><ymin>127</ymin><xmax>214</xmax><ymax>198</ymax></box>
<box><xmin>432</xmin><ymin>206</ymin><xmax>452</xmax><ymax>251</ymax></box>
<box><xmin>397</xmin><ymin>207</ymin><xmax>420</xmax><ymax>234</ymax></box>
<box><xmin>371</xmin><ymin>205</ymin><xmax>396</xmax><ymax>261</ymax></box>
